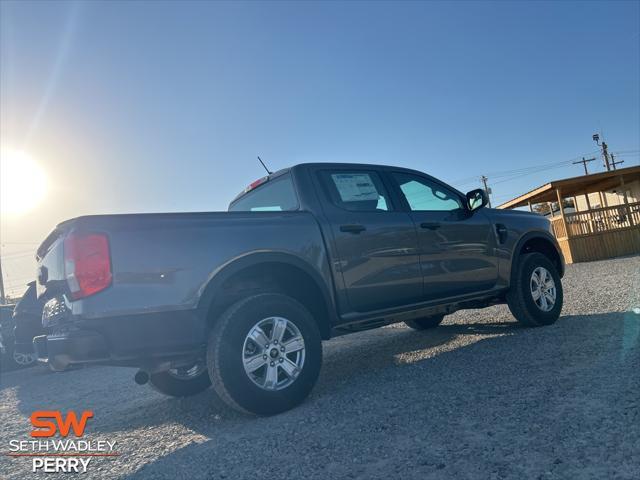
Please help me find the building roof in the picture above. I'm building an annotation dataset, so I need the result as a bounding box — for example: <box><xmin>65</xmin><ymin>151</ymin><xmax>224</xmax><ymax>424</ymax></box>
<box><xmin>497</xmin><ymin>165</ymin><xmax>640</xmax><ymax>209</ymax></box>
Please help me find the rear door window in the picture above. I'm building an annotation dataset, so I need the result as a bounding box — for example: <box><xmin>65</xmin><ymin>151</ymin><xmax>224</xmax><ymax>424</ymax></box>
<box><xmin>229</xmin><ymin>174</ymin><xmax>299</xmax><ymax>212</ymax></box>
<box><xmin>319</xmin><ymin>171</ymin><xmax>392</xmax><ymax>212</ymax></box>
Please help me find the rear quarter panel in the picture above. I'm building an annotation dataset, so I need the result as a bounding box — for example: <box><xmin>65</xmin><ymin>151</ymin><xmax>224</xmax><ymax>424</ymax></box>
<box><xmin>63</xmin><ymin>212</ymin><xmax>332</xmax><ymax>320</ymax></box>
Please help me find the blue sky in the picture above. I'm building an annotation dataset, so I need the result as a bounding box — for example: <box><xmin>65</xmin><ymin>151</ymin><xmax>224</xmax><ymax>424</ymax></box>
<box><xmin>1</xmin><ymin>0</ymin><xmax>639</xmax><ymax>295</ymax></box>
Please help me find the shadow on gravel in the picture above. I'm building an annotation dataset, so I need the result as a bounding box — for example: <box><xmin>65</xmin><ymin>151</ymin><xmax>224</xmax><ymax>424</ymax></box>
<box><xmin>313</xmin><ymin>320</ymin><xmax>524</xmax><ymax>394</ymax></box>
<box><xmin>3</xmin><ymin>320</ymin><xmax>494</xmax><ymax>437</ymax></box>
<box><xmin>4</xmin><ymin>311</ymin><xmax>638</xmax><ymax>479</ymax></box>
<box><xmin>0</xmin><ymin>363</ymin><xmax>52</xmax><ymax>390</ymax></box>
<box><xmin>122</xmin><ymin>311</ymin><xmax>638</xmax><ymax>479</ymax></box>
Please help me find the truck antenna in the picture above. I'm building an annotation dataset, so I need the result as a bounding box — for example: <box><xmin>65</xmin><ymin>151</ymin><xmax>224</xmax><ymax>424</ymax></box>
<box><xmin>257</xmin><ymin>156</ymin><xmax>272</xmax><ymax>175</ymax></box>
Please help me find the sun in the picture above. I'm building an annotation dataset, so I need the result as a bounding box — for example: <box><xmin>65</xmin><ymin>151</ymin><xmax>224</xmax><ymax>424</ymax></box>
<box><xmin>0</xmin><ymin>149</ymin><xmax>49</xmax><ymax>217</ymax></box>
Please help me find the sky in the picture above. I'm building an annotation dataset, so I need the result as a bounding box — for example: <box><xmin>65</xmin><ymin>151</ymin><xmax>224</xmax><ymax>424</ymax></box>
<box><xmin>1</xmin><ymin>0</ymin><xmax>639</xmax><ymax>297</ymax></box>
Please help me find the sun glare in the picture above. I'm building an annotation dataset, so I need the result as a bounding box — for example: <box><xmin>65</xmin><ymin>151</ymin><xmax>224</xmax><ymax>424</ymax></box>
<box><xmin>0</xmin><ymin>149</ymin><xmax>49</xmax><ymax>217</ymax></box>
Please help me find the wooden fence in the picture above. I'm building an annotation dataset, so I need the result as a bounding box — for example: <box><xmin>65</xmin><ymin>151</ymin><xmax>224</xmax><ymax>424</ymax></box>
<box><xmin>550</xmin><ymin>202</ymin><xmax>640</xmax><ymax>239</ymax></box>
<box><xmin>549</xmin><ymin>202</ymin><xmax>640</xmax><ymax>263</ymax></box>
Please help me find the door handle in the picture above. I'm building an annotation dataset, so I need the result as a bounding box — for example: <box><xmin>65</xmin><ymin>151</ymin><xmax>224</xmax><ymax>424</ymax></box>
<box><xmin>340</xmin><ymin>224</ymin><xmax>366</xmax><ymax>234</ymax></box>
<box><xmin>420</xmin><ymin>222</ymin><xmax>441</xmax><ymax>230</ymax></box>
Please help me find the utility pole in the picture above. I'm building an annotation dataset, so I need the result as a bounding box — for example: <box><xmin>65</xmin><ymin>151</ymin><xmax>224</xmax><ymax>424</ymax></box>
<box><xmin>602</xmin><ymin>141</ymin><xmax>611</xmax><ymax>171</ymax></box>
<box><xmin>0</xmin><ymin>258</ymin><xmax>5</xmax><ymax>304</ymax></box>
<box><xmin>573</xmin><ymin>157</ymin><xmax>596</xmax><ymax>175</ymax></box>
<box><xmin>610</xmin><ymin>154</ymin><xmax>624</xmax><ymax>170</ymax></box>
<box><xmin>593</xmin><ymin>133</ymin><xmax>612</xmax><ymax>171</ymax></box>
<box><xmin>480</xmin><ymin>175</ymin><xmax>492</xmax><ymax>207</ymax></box>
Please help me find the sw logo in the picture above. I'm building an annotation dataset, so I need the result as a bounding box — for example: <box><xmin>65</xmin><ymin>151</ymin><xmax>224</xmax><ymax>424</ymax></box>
<box><xmin>30</xmin><ymin>410</ymin><xmax>94</xmax><ymax>437</ymax></box>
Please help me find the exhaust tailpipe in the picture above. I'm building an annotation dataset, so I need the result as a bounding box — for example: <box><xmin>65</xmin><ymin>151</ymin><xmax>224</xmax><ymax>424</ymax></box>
<box><xmin>134</xmin><ymin>370</ymin><xmax>149</xmax><ymax>385</ymax></box>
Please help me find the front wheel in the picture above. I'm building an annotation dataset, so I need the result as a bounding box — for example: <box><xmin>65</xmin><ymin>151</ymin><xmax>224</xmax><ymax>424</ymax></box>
<box><xmin>207</xmin><ymin>293</ymin><xmax>322</xmax><ymax>416</ymax></box>
<box><xmin>507</xmin><ymin>252</ymin><xmax>563</xmax><ymax>327</ymax></box>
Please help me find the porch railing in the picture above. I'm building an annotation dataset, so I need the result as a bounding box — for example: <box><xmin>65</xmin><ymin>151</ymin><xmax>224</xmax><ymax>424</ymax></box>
<box><xmin>551</xmin><ymin>201</ymin><xmax>640</xmax><ymax>238</ymax></box>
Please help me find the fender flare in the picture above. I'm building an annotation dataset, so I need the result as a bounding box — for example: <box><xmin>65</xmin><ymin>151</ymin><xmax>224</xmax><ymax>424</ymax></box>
<box><xmin>510</xmin><ymin>231</ymin><xmax>565</xmax><ymax>284</ymax></box>
<box><xmin>197</xmin><ymin>251</ymin><xmax>337</xmax><ymax>337</ymax></box>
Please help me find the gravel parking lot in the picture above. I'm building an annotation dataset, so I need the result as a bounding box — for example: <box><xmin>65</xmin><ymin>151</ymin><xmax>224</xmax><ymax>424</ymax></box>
<box><xmin>1</xmin><ymin>255</ymin><xmax>639</xmax><ymax>480</ymax></box>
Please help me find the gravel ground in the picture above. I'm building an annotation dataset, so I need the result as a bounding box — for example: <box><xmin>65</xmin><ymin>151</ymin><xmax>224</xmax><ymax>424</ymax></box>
<box><xmin>1</xmin><ymin>255</ymin><xmax>639</xmax><ymax>480</ymax></box>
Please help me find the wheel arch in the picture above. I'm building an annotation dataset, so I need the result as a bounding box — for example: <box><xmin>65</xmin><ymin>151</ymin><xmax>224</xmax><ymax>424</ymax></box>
<box><xmin>197</xmin><ymin>252</ymin><xmax>336</xmax><ymax>339</ymax></box>
<box><xmin>510</xmin><ymin>231</ymin><xmax>565</xmax><ymax>286</ymax></box>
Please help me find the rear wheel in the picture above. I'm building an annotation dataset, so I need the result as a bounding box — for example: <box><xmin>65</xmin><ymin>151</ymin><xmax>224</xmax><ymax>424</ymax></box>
<box><xmin>1</xmin><ymin>341</ymin><xmax>36</xmax><ymax>370</ymax></box>
<box><xmin>13</xmin><ymin>349</ymin><xmax>36</xmax><ymax>367</ymax></box>
<box><xmin>507</xmin><ymin>252</ymin><xmax>563</xmax><ymax>327</ymax></box>
<box><xmin>207</xmin><ymin>293</ymin><xmax>322</xmax><ymax>416</ymax></box>
<box><xmin>405</xmin><ymin>315</ymin><xmax>445</xmax><ymax>331</ymax></box>
<box><xmin>149</xmin><ymin>363</ymin><xmax>211</xmax><ymax>397</ymax></box>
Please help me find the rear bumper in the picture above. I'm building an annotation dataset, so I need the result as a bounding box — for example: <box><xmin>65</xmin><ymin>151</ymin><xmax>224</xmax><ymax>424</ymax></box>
<box><xmin>35</xmin><ymin>297</ymin><xmax>208</xmax><ymax>371</ymax></box>
<box><xmin>33</xmin><ymin>331</ymin><xmax>109</xmax><ymax>371</ymax></box>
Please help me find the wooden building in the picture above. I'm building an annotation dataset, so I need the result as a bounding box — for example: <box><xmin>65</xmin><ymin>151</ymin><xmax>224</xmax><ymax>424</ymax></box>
<box><xmin>497</xmin><ymin>165</ymin><xmax>640</xmax><ymax>263</ymax></box>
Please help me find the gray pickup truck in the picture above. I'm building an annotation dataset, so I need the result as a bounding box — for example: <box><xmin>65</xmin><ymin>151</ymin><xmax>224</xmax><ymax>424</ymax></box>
<box><xmin>34</xmin><ymin>163</ymin><xmax>564</xmax><ymax>415</ymax></box>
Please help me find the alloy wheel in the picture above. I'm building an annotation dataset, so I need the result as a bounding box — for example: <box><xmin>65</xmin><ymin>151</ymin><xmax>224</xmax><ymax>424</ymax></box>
<box><xmin>242</xmin><ymin>317</ymin><xmax>305</xmax><ymax>391</ymax></box>
<box><xmin>530</xmin><ymin>266</ymin><xmax>556</xmax><ymax>312</ymax></box>
<box><xmin>13</xmin><ymin>351</ymin><xmax>36</xmax><ymax>366</ymax></box>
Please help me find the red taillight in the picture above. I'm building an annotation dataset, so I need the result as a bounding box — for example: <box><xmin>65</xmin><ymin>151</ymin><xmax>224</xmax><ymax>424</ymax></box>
<box><xmin>64</xmin><ymin>233</ymin><xmax>112</xmax><ymax>300</ymax></box>
<box><xmin>244</xmin><ymin>176</ymin><xmax>269</xmax><ymax>193</ymax></box>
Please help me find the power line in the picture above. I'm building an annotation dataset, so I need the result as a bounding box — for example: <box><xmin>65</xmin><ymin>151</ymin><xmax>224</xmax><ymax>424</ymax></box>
<box><xmin>611</xmin><ymin>149</ymin><xmax>640</xmax><ymax>155</ymax></box>
<box><xmin>0</xmin><ymin>241</ymin><xmax>38</xmax><ymax>302</ymax></box>
<box><xmin>1</xmin><ymin>256</ymin><xmax>34</xmax><ymax>264</ymax></box>
<box><xmin>492</xmin><ymin>151</ymin><xmax>599</xmax><ymax>177</ymax></box>
<box><xmin>490</xmin><ymin>162</ymin><xmax>577</xmax><ymax>186</ymax></box>
<box><xmin>0</xmin><ymin>257</ymin><xmax>4</xmax><ymax>304</ymax></box>
<box><xmin>1</xmin><ymin>249</ymin><xmax>36</xmax><ymax>257</ymax></box>
<box><xmin>610</xmin><ymin>154</ymin><xmax>624</xmax><ymax>170</ymax></box>
<box><xmin>610</xmin><ymin>153</ymin><xmax>640</xmax><ymax>158</ymax></box>
<box><xmin>572</xmin><ymin>157</ymin><xmax>596</xmax><ymax>175</ymax></box>
<box><xmin>492</xmin><ymin>192</ymin><xmax>521</xmax><ymax>200</ymax></box>
<box><xmin>451</xmin><ymin>150</ymin><xmax>600</xmax><ymax>185</ymax></box>
<box><xmin>453</xmin><ymin>145</ymin><xmax>634</xmax><ymax>190</ymax></box>
<box><xmin>5</xmin><ymin>278</ymin><xmax>35</xmax><ymax>288</ymax></box>
<box><xmin>1</xmin><ymin>253</ymin><xmax>36</xmax><ymax>261</ymax></box>
<box><xmin>0</xmin><ymin>241</ymin><xmax>40</xmax><ymax>246</ymax></box>
<box><xmin>1</xmin><ymin>248</ymin><xmax>36</xmax><ymax>254</ymax></box>
<box><xmin>4</xmin><ymin>273</ymin><xmax>34</xmax><ymax>282</ymax></box>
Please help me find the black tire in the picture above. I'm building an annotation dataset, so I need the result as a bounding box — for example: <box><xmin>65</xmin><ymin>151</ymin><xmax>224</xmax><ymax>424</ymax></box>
<box><xmin>2</xmin><ymin>341</ymin><xmax>17</xmax><ymax>371</ymax></box>
<box><xmin>207</xmin><ymin>293</ymin><xmax>322</xmax><ymax>416</ymax></box>
<box><xmin>1</xmin><ymin>341</ymin><xmax>35</xmax><ymax>371</ymax></box>
<box><xmin>149</xmin><ymin>364</ymin><xmax>211</xmax><ymax>397</ymax></box>
<box><xmin>12</xmin><ymin>348</ymin><xmax>37</xmax><ymax>368</ymax></box>
<box><xmin>13</xmin><ymin>343</ymin><xmax>37</xmax><ymax>368</ymax></box>
<box><xmin>507</xmin><ymin>252</ymin><xmax>563</xmax><ymax>327</ymax></box>
<box><xmin>405</xmin><ymin>315</ymin><xmax>445</xmax><ymax>330</ymax></box>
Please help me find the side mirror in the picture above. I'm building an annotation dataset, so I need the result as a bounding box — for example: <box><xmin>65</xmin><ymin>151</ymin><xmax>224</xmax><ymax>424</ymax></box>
<box><xmin>466</xmin><ymin>189</ymin><xmax>489</xmax><ymax>212</ymax></box>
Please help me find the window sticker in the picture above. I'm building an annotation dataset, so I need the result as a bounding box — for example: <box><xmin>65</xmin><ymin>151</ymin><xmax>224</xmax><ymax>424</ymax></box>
<box><xmin>331</xmin><ymin>173</ymin><xmax>380</xmax><ymax>202</ymax></box>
